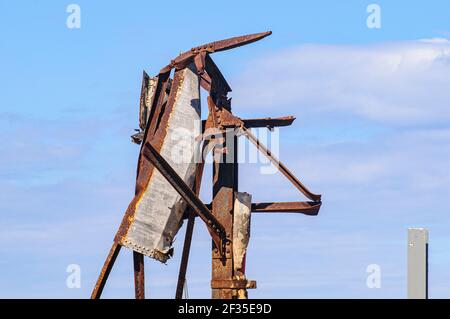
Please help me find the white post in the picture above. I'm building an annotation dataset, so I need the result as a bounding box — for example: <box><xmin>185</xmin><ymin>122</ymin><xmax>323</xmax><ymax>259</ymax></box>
<box><xmin>407</xmin><ymin>228</ymin><xmax>428</xmax><ymax>299</ymax></box>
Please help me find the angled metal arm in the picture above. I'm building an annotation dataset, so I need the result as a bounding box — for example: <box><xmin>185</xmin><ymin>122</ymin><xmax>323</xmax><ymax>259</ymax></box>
<box><xmin>251</xmin><ymin>201</ymin><xmax>321</xmax><ymax>215</ymax></box>
<box><xmin>142</xmin><ymin>141</ymin><xmax>227</xmax><ymax>255</ymax></box>
<box><xmin>241</xmin><ymin>126</ymin><xmax>322</xmax><ymax>202</ymax></box>
<box><xmin>203</xmin><ymin>201</ymin><xmax>321</xmax><ymax>216</ymax></box>
<box><xmin>159</xmin><ymin>31</ymin><xmax>272</xmax><ymax>74</ymax></box>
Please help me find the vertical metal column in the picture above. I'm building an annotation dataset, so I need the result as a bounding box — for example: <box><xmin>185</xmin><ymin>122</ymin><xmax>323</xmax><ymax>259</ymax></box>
<box><xmin>133</xmin><ymin>251</ymin><xmax>145</xmax><ymax>299</ymax></box>
<box><xmin>91</xmin><ymin>242</ymin><xmax>121</xmax><ymax>299</ymax></box>
<box><xmin>407</xmin><ymin>228</ymin><xmax>428</xmax><ymax>299</ymax></box>
<box><xmin>211</xmin><ymin>128</ymin><xmax>236</xmax><ymax>299</ymax></box>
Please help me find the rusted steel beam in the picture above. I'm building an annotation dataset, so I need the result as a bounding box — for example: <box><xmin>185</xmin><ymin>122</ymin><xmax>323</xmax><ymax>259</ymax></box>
<box><xmin>175</xmin><ymin>161</ymin><xmax>205</xmax><ymax>299</ymax></box>
<box><xmin>201</xmin><ymin>116</ymin><xmax>295</xmax><ymax>131</ymax></box>
<box><xmin>133</xmin><ymin>251</ymin><xmax>145</xmax><ymax>299</ymax></box>
<box><xmin>199</xmin><ymin>73</ymin><xmax>212</xmax><ymax>92</ymax></box>
<box><xmin>205</xmin><ymin>55</ymin><xmax>232</xmax><ymax>95</ymax></box>
<box><xmin>217</xmin><ymin>106</ymin><xmax>244</xmax><ymax>128</ymax></box>
<box><xmin>251</xmin><ymin>201</ymin><xmax>321</xmax><ymax>215</ymax></box>
<box><xmin>242</xmin><ymin>126</ymin><xmax>322</xmax><ymax>202</ymax></box>
<box><xmin>207</xmin><ymin>88</ymin><xmax>237</xmax><ymax>299</ymax></box>
<box><xmin>175</xmin><ymin>214</ymin><xmax>195</xmax><ymax>299</ymax></box>
<box><xmin>207</xmin><ymin>96</ymin><xmax>220</xmax><ymax>129</ymax></box>
<box><xmin>142</xmin><ymin>141</ymin><xmax>226</xmax><ymax>253</ymax></box>
<box><xmin>211</xmin><ymin>127</ymin><xmax>237</xmax><ymax>299</ymax></box>
<box><xmin>242</xmin><ymin>116</ymin><xmax>295</xmax><ymax>128</ymax></box>
<box><xmin>116</xmin><ymin>68</ymin><xmax>183</xmax><ymax>251</ymax></box>
<box><xmin>91</xmin><ymin>242</ymin><xmax>121</xmax><ymax>299</ymax></box>
<box><xmin>204</xmin><ymin>201</ymin><xmax>320</xmax><ymax>215</ymax></box>
<box><xmin>159</xmin><ymin>31</ymin><xmax>272</xmax><ymax>74</ymax></box>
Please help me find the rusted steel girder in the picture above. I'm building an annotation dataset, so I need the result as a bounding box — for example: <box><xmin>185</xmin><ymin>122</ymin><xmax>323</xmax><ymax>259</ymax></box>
<box><xmin>211</xmin><ymin>279</ymin><xmax>256</xmax><ymax>290</ymax></box>
<box><xmin>91</xmin><ymin>242</ymin><xmax>121</xmax><ymax>299</ymax></box>
<box><xmin>242</xmin><ymin>116</ymin><xmax>295</xmax><ymax>129</ymax></box>
<box><xmin>251</xmin><ymin>201</ymin><xmax>321</xmax><ymax>215</ymax></box>
<box><xmin>203</xmin><ymin>201</ymin><xmax>321</xmax><ymax>216</ymax></box>
<box><xmin>159</xmin><ymin>31</ymin><xmax>272</xmax><ymax>75</ymax></box>
<box><xmin>204</xmin><ymin>55</ymin><xmax>231</xmax><ymax>97</ymax></box>
<box><xmin>175</xmin><ymin>213</ymin><xmax>195</xmax><ymax>299</ymax></box>
<box><xmin>206</xmin><ymin>102</ymin><xmax>321</xmax><ymax>203</ymax></box>
<box><xmin>201</xmin><ymin>115</ymin><xmax>296</xmax><ymax>134</ymax></box>
<box><xmin>133</xmin><ymin>251</ymin><xmax>145</xmax><ymax>299</ymax></box>
<box><xmin>175</xmin><ymin>160</ymin><xmax>206</xmax><ymax>299</ymax></box>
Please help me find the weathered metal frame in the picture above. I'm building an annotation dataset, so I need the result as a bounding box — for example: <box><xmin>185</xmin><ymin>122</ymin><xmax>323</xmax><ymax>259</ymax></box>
<box><xmin>91</xmin><ymin>31</ymin><xmax>322</xmax><ymax>299</ymax></box>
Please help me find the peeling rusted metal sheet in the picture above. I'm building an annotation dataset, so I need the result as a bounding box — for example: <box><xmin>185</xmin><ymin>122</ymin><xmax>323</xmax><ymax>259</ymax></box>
<box><xmin>211</xmin><ymin>128</ymin><xmax>236</xmax><ymax>299</ymax></box>
<box><xmin>119</xmin><ymin>63</ymin><xmax>202</xmax><ymax>263</ymax></box>
<box><xmin>133</xmin><ymin>251</ymin><xmax>145</xmax><ymax>299</ymax></box>
<box><xmin>159</xmin><ymin>31</ymin><xmax>272</xmax><ymax>74</ymax></box>
<box><xmin>242</xmin><ymin>116</ymin><xmax>295</xmax><ymax>128</ymax></box>
<box><xmin>233</xmin><ymin>192</ymin><xmax>253</xmax><ymax>299</ymax></box>
<box><xmin>139</xmin><ymin>71</ymin><xmax>152</xmax><ymax>131</ymax></box>
<box><xmin>132</xmin><ymin>73</ymin><xmax>173</xmax><ymax>144</ymax></box>
<box><xmin>211</xmin><ymin>279</ymin><xmax>256</xmax><ymax>289</ymax></box>
<box><xmin>233</xmin><ymin>192</ymin><xmax>252</xmax><ymax>276</ymax></box>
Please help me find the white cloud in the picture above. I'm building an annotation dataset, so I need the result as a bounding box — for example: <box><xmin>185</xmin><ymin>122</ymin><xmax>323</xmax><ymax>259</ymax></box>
<box><xmin>282</xmin><ymin>128</ymin><xmax>450</xmax><ymax>204</ymax></box>
<box><xmin>233</xmin><ymin>39</ymin><xmax>450</xmax><ymax>124</ymax></box>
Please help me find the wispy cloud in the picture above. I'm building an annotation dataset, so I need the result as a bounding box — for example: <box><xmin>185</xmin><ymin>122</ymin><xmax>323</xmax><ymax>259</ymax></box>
<box><xmin>233</xmin><ymin>39</ymin><xmax>450</xmax><ymax>125</ymax></box>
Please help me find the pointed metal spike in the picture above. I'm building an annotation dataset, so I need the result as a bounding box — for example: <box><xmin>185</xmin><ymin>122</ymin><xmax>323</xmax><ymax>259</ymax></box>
<box><xmin>189</xmin><ymin>31</ymin><xmax>273</xmax><ymax>53</ymax></box>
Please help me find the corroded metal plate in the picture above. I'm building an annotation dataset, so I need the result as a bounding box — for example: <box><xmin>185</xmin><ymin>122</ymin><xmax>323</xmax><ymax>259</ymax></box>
<box><xmin>120</xmin><ymin>64</ymin><xmax>201</xmax><ymax>262</ymax></box>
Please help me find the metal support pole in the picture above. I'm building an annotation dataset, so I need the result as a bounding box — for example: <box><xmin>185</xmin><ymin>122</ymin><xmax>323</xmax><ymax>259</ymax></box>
<box><xmin>133</xmin><ymin>251</ymin><xmax>145</xmax><ymax>299</ymax></box>
<box><xmin>211</xmin><ymin>128</ymin><xmax>236</xmax><ymax>299</ymax></box>
<box><xmin>175</xmin><ymin>155</ymin><xmax>206</xmax><ymax>299</ymax></box>
<box><xmin>407</xmin><ymin>228</ymin><xmax>428</xmax><ymax>299</ymax></box>
<box><xmin>175</xmin><ymin>213</ymin><xmax>196</xmax><ymax>299</ymax></box>
<box><xmin>91</xmin><ymin>242</ymin><xmax>121</xmax><ymax>299</ymax></box>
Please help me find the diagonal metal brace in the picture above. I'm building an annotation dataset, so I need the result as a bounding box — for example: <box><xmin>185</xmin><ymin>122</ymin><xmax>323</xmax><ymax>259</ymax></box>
<box><xmin>142</xmin><ymin>141</ymin><xmax>227</xmax><ymax>256</ymax></box>
<box><xmin>241</xmin><ymin>126</ymin><xmax>322</xmax><ymax>202</ymax></box>
<box><xmin>159</xmin><ymin>31</ymin><xmax>272</xmax><ymax>75</ymax></box>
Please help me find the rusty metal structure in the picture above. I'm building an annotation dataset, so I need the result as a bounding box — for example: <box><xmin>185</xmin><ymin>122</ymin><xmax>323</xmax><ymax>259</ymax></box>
<box><xmin>91</xmin><ymin>31</ymin><xmax>322</xmax><ymax>299</ymax></box>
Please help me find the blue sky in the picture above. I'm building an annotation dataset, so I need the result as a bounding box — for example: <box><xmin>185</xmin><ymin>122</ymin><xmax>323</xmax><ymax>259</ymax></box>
<box><xmin>1</xmin><ymin>0</ymin><xmax>450</xmax><ymax>298</ymax></box>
